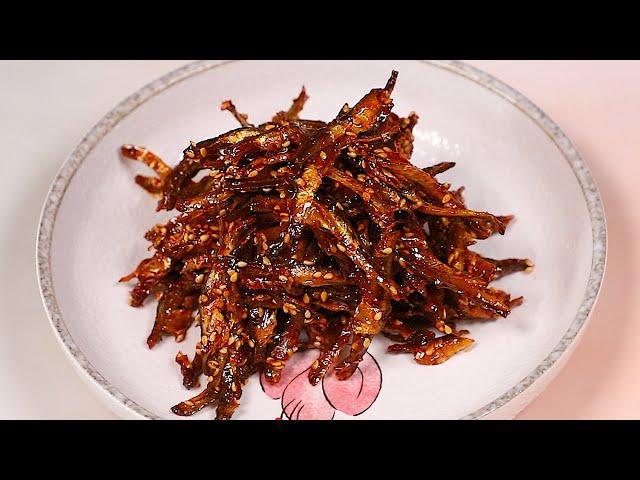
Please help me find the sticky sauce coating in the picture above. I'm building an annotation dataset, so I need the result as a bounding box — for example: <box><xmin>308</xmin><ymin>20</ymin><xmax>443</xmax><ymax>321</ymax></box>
<box><xmin>120</xmin><ymin>71</ymin><xmax>532</xmax><ymax>419</ymax></box>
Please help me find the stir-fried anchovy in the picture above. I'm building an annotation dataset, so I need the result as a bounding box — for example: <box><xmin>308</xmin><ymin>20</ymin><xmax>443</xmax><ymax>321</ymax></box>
<box><xmin>120</xmin><ymin>71</ymin><xmax>532</xmax><ymax>419</ymax></box>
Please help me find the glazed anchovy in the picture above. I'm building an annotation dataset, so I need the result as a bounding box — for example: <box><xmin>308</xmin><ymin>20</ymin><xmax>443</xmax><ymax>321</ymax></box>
<box><xmin>120</xmin><ymin>71</ymin><xmax>532</xmax><ymax>419</ymax></box>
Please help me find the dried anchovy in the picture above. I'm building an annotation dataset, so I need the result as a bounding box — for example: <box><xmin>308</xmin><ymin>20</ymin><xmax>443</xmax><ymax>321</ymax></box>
<box><xmin>120</xmin><ymin>71</ymin><xmax>532</xmax><ymax>419</ymax></box>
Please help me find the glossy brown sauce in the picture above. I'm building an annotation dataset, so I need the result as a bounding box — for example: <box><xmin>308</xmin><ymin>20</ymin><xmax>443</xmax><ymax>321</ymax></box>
<box><xmin>120</xmin><ymin>71</ymin><xmax>532</xmax><ymax>419</ymax></box>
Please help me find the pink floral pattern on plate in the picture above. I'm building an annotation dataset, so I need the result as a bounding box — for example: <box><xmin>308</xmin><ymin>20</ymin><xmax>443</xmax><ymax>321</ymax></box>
<box><xmin>260</xmin><ymin>350</ymin><xmax>382</xmax><ymax>420</ymax></box>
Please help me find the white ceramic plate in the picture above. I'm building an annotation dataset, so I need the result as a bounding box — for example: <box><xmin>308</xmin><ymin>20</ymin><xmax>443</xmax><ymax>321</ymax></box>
<box><xmin>37</xmin><ymin>60</ymin><xmax>606</xmax><ymax>420</ymax></box>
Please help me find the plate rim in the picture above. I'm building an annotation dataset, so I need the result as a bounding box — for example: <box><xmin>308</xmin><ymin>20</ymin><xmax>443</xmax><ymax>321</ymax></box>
<box><xmin>36</xmin><ymin>60</ymin><xmax>607</xmax><ymax>420</ymax></box>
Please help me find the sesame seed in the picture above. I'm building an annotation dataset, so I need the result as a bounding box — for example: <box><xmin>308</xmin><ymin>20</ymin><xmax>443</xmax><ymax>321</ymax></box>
<box><xmin>282</xmin><ymin>140</ymin><xmax>291</xmax><ymax>148</ymax></box>
<box><xmin>209</xmin><ymin>169</ymin><xmax>220</xmax><ymax>177</ymax></box>
<box><xmin>231</xmin><ymin>383</ymin><xmax>237</xmax><ymax>392</ymax></box>
<box><xmin>321</xmin><ymin>291</ymin><xmax>328</xmax><ymax>302</ymax></box>
<box><xmin>374</xmin><ymin>312</ymin><xmax>383</xmax><ymax>321</ymax></box>
<box><xmin>363</xmin><ymin>338</ymin><xmax>371</xmax><ymax>348</ymax></box>
<box><xmin>444</xmin><ymin>325</ymin><xmax>453</xmax><ymax>335</ymax></box>
<box><xmin>398</xmin><ymin>258</ymin><xmax>407</xmax><ymax>268</ymax></box>
<box><xmin>305</xmin><ymin>310</ymin><xmax>312</xmax><ymax>319</ymax></box>
<box><xmin>237</xmin><ymin>261</ymin><xmax>248</xmax><ymax>268</ymax></box>
<box><xmin>200</xmin><ymin>234</ymin><xmax>210</xmax><ymax>242</ymax></box>
<box><xmin>303</xmin><ymin>260</ymin><xmax>314</xmax><ymax>266</ymax></box>
<box><xmin>230</xmin><ymin>272</ymin><xmax>239</xmax><ymax>283</ymax></box>
<box><xmin>248</xmin><ymin>339</ymin><xmax>255</xmax><ymax>348</ymax></box>
<box><xmin>323</xmin><ymin>273</ymin><xmax>334</xmax><ymax>280</ymax></box>
<box><xmin>347</xmin><ymin>151</ymin><xmax>357</xmax><ymax>158</ymax></box>
<box><xmin>319</xmin><ymin>151</ymin><xmax>327</xmax><ymax>160</ymax></box>
<box><xmin>389</xmin><ymin>286</ymin><xmax>398</xmax><ymax>295</ymax></box>
<box><xmin>442</xmin><ymin>194</ymin><xmax>452</xmax><ymax>204</ymax></box>
<box><xmin>199</xmin><ymin>294</ymin><xmax>208</xmax><ymax>303</ymax></box>
<box><xmin>279</xmin><ymin>275</ymin><xmax>288</xmax><ymax>282</ymax></box>
<box><xmin>382</xmin><ymin>247</ymin><xmax>393</xmax><ymax>255</ymax></box>
<box><xmin>262</xmin><ymin>256</ymin><xmax>271</xmax><ymax>266</ymax></box>
<box><xmin>312</xmin><ymin>271</ymin><xmax>322</xmax><ymax>278</ymax></box>
<box><xmin>200</xmin><ymin>147</ymin><xmax>208</xmax><ymax>157</ymax></box>
<box><xmin>195</xmin><ymin>274</ymin><xmax>204</xmax><ymax>283</ymax></box>
<box><xmin>285</xmin><ymin>304</ymin><xmax>297</xmax><ymax>315</ymax></box>
<box><xmin>312</xmin><ymin>360</ymin><xmax>319</xmax><ymax>369</ymax></box>
<box><xmin>248</xmin><ymin>170</ymin><xmax>259</xmax><ymax>178</ymax></box>
<box><xmin>218</xmin><ymin>209</ymin><xmax>227</xmax><ymax>216</ymax></box>
<box><xmin>186</xmin><ymin>150</ymin><xmax>195</xmax><ymax>158</ymax></box>
<box><xmin>201</xmin><ymin>335</ymin><xmax>208</xmax><ymax>346</ymax></box>
<box><xmin>284</xmin><ymin>233</ymin><xmax>291</xmax><ymax>244</ymax></box>
<box><xmin>337</xmin><ymin>244</ymin><xmax>346</xmax><ymax>252</ymax></box>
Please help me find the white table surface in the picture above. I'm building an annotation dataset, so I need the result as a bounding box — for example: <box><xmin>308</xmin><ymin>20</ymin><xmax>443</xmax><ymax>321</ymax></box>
<box><xmin>1</xmin><ymin>61</ymin><xmax>635</xmax><ymax>419</ymax></box>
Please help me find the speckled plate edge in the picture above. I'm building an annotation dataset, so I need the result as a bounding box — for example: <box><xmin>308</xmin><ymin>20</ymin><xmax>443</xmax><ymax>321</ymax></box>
<box><xmin>36</xmin><ymin>60</ymin><xmax>607</xmax><ymax>420</ymax></box>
